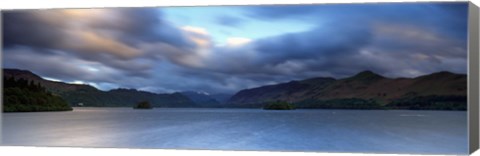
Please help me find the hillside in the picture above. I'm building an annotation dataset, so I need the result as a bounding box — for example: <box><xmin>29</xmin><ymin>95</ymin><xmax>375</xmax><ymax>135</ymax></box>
<box><xmin>3</xmin><ymin>76</ymin><xmax>72</xmax><ymax>112</ymax></box>
<box><xmin>3</xmin><ymin>69</ymin><xmax>196</xmax><ymax>108</ymax></box>
<box><xmin>228</xmin><ymin>70</ymin><xmax>467</xmax><ymax>110</ymax></box>
<box><xmin>3</xmin><ymin>69</ymin><xmax>97</xmax><ymax>93</ymax></box>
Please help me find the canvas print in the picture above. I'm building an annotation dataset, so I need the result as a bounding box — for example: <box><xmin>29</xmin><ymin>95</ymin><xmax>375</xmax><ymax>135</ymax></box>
<box><xmin>1</xmin><ymin>2</ymin><xmax>470</xmax><ymax>155</ymax></box>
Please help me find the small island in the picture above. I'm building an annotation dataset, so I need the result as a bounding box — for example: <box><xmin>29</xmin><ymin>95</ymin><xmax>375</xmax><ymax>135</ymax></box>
<box><xmin>133</xmin><ymin>101</ymin><xmax>153</xmax><ymax>109</ymax></box>
<box><xmin>263</xmin><ymin>101</ymin><xmax>295</xmax><ymax>110</ymax></box>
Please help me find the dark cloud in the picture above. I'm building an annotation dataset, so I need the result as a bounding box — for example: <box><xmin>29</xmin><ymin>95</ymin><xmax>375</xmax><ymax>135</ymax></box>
<box><xmin>2</xmin><ymin>8</ymin><xmax>195</xmax><ymax>80</ymax></box>
<box><xmin>88</xmin><ymin>8</ymin><xmax>194</xmax><ymax>48</ymax></box>
<box><xmin>3</xmin><ymin>8</ymin><xmax>193</xmax><ymax>59</ymax></box>
<box><xmin>3</xmin><ymin>11</ymin><xmax>66</xmax><ymax>50</ymax></box>
<box><xmin>253</xmin><ymin>24</ymin><xmax>372</xmax><ymax>65</ymax></box>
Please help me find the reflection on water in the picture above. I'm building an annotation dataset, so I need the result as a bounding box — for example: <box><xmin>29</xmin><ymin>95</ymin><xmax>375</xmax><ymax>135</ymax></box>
<box><xmin>1</xmin><ymin>108</ymin><xmax>467</xmax><ymax>154</ymax></box>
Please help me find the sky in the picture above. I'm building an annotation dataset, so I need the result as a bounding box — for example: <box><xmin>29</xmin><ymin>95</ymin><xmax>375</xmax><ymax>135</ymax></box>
<box><xmin>2</xmin><ymin>2</ymin><xmax>469</xmax><ymax>94</ymax></box>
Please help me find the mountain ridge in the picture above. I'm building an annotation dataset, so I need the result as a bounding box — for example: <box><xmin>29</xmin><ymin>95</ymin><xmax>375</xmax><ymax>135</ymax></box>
<box><xmin>3</xmin><ymin>68</ymin><xmax>196</xmax><ymax>107</ymax></box>
<box><xmin>3</xmin><ymin>68</ymin><xmax>467</xmax><ymax>110</ymax></box>
<box><xmin>228</xmin><ymin>70</ymin><xmax>466</xmax><ymax>110</ymax></box>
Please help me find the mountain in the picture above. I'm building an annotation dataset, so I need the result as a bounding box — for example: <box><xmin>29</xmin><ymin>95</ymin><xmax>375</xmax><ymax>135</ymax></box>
<box><xmin>3</xmin><ymin>68</ymin><xmax>467</xmax><ymax>110</ymax></box>
<box><xmin>228</xmin><ymin>77</ymin><xmax>335</xmax><ymax>105</ymax></box>
<box><xmin>210</xmin><ymin>93</ymin><xmax>233</xmax><ymax>104</ymax></box>
<box><xmin>3</xmin><ymin>69</ymin><xmax>196</xmax><ymax>108</ymax></box>
<box><xmin>180</xmin><ymin>91</ymin><xmax>221</xmax><ymax>107</ymax></box>
<box><xmin>3</xmin><ymin>69</ymin><xmax>97</xmax><ymax>93</ymax></box>
<box><xmin>228</xmin><ymin>70</ymin><xmax>467</xmax><ymax>110</ymax></box>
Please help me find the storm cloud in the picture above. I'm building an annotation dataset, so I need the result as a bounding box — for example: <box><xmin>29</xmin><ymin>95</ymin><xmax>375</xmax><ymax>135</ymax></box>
<box><xmin>2</xmin><ymin>3</ymin><xmax>469</xmax><ymax>94</ymax></box>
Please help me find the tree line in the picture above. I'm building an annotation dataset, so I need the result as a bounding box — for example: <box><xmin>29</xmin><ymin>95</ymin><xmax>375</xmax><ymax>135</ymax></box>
<box><xmin>3</xmin><ymin>77</ymin><xmax>72</xmax><ymax>112</ymax></box>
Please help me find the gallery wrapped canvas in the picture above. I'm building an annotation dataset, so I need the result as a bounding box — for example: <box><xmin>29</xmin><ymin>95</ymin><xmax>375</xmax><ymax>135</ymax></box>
<box><xmin>1</xmin><ymin>1</ymin><xmax>479</xmax><ymax>155</ymax></box>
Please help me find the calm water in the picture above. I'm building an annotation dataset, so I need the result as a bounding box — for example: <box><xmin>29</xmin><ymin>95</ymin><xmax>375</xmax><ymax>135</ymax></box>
<box><xmin>1</xmin><ymin>108</ymin><xmax>467</xmax><ymax>154</ymax></box>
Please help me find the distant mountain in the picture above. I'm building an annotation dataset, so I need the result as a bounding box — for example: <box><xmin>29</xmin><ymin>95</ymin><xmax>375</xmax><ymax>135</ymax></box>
<box><xmin>3</xmin><ymin>69</ymin><xmax>196</xmax><ymax>108</ymax></box>
<box><xmin>228</xmin><ymin>70</ymin><xmax>467</xmax><ymax>110</ymax></box>
<box><xmin>180</xmin><ymin>91</ymin><xmax>221</xmax><ymax>107</ymax></box>
<box><xmin>210</xmin><ymin>93</ymin><xmax>233</xmax><ymax>104</ymax></box>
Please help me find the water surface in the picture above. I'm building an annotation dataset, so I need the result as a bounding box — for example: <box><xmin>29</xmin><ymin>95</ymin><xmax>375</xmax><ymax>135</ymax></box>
<box><xmin>1</xmin><ymin>108</ymin><xmax>467</xmax><ymax>154</ymax></box>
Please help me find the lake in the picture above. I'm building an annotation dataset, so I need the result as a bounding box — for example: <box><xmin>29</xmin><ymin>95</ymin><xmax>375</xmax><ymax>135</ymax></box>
<box><xmin>1</xmin><ymin>108</ymin><xmax>467</xmax><ymax>155</ymax></box>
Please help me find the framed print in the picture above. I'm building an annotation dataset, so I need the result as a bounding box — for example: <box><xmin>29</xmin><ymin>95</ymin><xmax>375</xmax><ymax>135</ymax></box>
<box><xmin>1</xmin><ymin>1</ymin><xmax>479</xmax><ymax>155</ymax></box>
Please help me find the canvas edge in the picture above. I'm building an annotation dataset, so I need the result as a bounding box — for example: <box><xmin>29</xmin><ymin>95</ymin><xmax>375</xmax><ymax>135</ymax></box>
<box><xmin>0</xmin><ymin>10</ymin><xmax>4</xmax><ymax>144</ymax></box>
<box><xmin>468</xmin><ymin>1</ymin><xmax>480</xmax><ymax>154</ymax></box>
